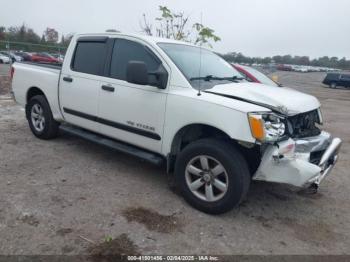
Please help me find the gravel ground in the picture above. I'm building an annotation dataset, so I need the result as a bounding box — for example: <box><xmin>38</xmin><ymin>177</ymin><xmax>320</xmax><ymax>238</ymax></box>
<box><xmin>0</xmin><ymin>76</ymin><xmax>11</xmax><ymax>96</ymax></box>
<box><xmin>0</xmin><ymin>64</ymin><xmax>10</xmax><ymax>76</ymax></box>
<box><xmin>0</xmin><ymin>71</ymin><xmax>349</xmax><ymax>256</ymax></box>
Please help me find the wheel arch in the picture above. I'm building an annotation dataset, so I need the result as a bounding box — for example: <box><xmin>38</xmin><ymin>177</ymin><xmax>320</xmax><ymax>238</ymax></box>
<box><xmin>166</xmin><ymin>123</ymin><xmax>261</xmax><ymax>175</ymax></box>
<box><xmin>26</xmin><ymin>86</ymin><xmax>46</xmax><ymax>103</ymax></box>
<box><xmin>170</xmin><ymin>124</ymin><xmax>230</xmax><ymax>154</ymax></box>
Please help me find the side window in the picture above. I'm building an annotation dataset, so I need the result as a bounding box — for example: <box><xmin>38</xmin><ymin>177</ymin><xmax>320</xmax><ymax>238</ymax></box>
<box><xmin>72</xmin><ymin>41</ymin><xmax>107</xmax><ymax>75</ymax></box>
<box><xmin>110</xmin><ymin>39</ymin><xmax>161</xmax><ymax>81</ymax></box>
<box><xmin>341</xmin><ymin>74</ymin><xmax>350</xmax><ymax>80</ymax></box>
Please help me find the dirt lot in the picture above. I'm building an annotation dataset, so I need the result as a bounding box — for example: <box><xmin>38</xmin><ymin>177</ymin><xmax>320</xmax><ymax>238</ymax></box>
<box><xmin>0</xmin><ymin>69</ymin><xmax>350</xmax><ymax>256</ymax></box>
<box><xmin>0</xmin><ymin>64</ymin><xmax>10</xmax><ymax>77</ymax></box>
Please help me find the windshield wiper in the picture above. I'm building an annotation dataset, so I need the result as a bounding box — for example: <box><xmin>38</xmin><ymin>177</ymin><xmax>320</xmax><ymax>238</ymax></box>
<box><xmin>190</xmin><ymin>75</ymin><xmax>243</xmax><ymax>82</ymax></box>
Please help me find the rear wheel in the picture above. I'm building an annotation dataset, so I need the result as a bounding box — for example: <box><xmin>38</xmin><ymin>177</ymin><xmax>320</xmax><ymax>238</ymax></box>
<box><xmin>175</xmin><ymin>139</ymin><xmax>250</xmax><ymax>214</ymax></box>
<box><xmin>26</xmin><ymin>95</ymin><xmax>60</xmax><ymax>139</ymax></box>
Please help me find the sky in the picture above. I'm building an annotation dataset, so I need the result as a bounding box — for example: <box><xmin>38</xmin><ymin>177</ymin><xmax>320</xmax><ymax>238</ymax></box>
<box><xmin>1</xmin><ymin>0</ymin><xmax>349</xmax><ymax>58</ymax></box>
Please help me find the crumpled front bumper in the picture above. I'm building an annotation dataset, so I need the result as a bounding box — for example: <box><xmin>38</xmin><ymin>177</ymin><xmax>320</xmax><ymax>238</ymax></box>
<box><xmin>253</xmin><ymin>131</ymin><xmax>342</xmax><ymax>188</ymax></box>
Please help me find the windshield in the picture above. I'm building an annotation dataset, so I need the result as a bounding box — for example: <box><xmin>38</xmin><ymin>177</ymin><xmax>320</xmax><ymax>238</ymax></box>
<box><xmin>242</xmin><ymin>66</ymin><xmax>278</xmax><ymax>87</ymax></box>
<box><xmin>158</xmin><ymin>43</ymin><xmax>243</xmax><ymax>89</ymax></box>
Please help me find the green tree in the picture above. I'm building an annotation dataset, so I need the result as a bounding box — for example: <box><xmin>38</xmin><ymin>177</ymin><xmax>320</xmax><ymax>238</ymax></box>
<box><xmin>60</xmin><ymin>33</ymin><xmax>73</xmax><ymax>46</ymax></box>
<box><xmin>0</xmin><ymin>26</ymin><xmax>5</xmax><ymax>40</ymax></box>
<box><xmin>40</xmin><ymin>34</ymin><xmax>46</xmax><ymax>43</ymax></box>
<box><xmin>25</xmin><ymin>28</ymin><xmax>40</xmax><ymax>43</ymax></box>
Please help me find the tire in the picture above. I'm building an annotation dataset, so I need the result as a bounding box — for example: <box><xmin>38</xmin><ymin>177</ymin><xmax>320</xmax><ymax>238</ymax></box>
<box><xmin>330</xmin><ymin>82</ymin><xmax>337</xmax><ymax>89</ymax></box>
<box><xmin>175</xmin><ymin>139</ymin><xmax>250</xmax><ymax>214</ymax></box>
<box><xmin>26</xmin><ymin>95</ymin><xmax>60</xmax><ymax>139</ymax></box>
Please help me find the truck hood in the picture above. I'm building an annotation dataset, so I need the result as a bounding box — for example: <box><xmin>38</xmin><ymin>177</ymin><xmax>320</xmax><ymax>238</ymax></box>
<box><xmin>205</xmin><ymin>82</ymin><xmax>320</xmax><ymax>115</ymax></box>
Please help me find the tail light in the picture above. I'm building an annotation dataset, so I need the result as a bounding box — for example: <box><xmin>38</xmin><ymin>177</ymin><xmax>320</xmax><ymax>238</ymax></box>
<box><xmin>10</xmin><ymin>66</ymin><xmax>15</xmax><ymax>80</ymax></box>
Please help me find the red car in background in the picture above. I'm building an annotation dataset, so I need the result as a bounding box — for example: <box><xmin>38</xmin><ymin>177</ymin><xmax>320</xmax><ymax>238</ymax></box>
<box><xmin>232</xmin><ymin>64</ymin><xmax>280</xmax><ymax>87</ymax></box>
<box><xmin>30</xmin><ymin>53</ymin><xmax>60</xmax><ymax>63</ymax></box>
<box><xmin>277</xmin><ymin>64</ymin><xmax>293</xmax><ymax>71</ymax></box>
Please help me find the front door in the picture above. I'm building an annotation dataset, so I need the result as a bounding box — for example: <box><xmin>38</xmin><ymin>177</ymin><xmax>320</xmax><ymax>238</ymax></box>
<box><xmin>98</xmin><ymin>38</ymin><xmax>168</xmax><ymax>153</ymax></box>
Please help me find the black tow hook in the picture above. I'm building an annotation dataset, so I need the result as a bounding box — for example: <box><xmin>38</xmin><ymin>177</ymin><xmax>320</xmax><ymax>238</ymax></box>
<box><xmin>306</xmin><ymin>183</ymin><xmax>319</xmax><ymax>194</ymax></box>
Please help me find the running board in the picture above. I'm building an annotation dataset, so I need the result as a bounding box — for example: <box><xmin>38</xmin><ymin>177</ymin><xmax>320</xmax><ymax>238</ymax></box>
<box><xmin>59</xmin><ymin>124</ymin><xmax>164</xmax><ymax>166</ymax></box>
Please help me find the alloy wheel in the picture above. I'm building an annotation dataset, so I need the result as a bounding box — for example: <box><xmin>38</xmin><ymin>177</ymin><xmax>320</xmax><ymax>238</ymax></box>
<box><xmin>185</xmin><ymin>155</ymin><xmax>229</xmax><ymax>202</ymax></box>
<box><xmin>31</xmin><ymin>103</ymin><xmax>45</xmax><ymax>132</ymax></box>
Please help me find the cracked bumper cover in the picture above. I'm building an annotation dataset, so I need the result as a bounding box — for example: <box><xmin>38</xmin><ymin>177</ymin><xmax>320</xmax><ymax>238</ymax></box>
<box><xmin>253</xmin><ymin>131</ymin><xmax>342</xmax><ymax>187</ymax></box>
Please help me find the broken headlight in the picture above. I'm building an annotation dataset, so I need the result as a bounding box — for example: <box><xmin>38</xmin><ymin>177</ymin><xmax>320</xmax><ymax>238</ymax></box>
<box><xmin>248</xmin><ymin>112</ymin><xmax>286</xmax><ymax>142</ymax></box>
<box><xmin>317</xmin><ymin>108</ymin><xmax>323</xmax><ymax>125</ymax></box>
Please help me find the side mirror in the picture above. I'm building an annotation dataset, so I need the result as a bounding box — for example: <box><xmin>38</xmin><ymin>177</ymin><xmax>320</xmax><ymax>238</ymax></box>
<box><xmin>148</xmin><ymin>67</ymin><xmax>168</xmax><ymax>89</ymax></box>
<box><xmin>126</xmin><ymin>61</ymin><xmax>149</xmax><ymax>85</ymax></box>
<box><xmin>126</xmin><ymin>61</ymin><xmax>168</xmax><ymax>89</ymax></box>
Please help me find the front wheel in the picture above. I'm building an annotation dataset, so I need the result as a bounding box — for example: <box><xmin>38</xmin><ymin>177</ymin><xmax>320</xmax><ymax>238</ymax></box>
<box><xmin>330</xmin><ymin>82</ymin><xmax>337</xmax><ymax>89</ymax></box>
<box><xmin>26</xmin><ymin>95</ymin><xmax>60</xmax><ymax>139</ymax></box>
<box><xmin>175</xmin><ymin>139</ymin><xmax>250</xmax><ymax>214</ymax></box>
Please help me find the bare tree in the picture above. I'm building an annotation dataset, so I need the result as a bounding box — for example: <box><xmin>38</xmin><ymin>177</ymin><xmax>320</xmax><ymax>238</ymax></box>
<box><xmin>141</xmin><ymin>6</ymin><xmax>220</xmax><ymax>47</ymax></box>
<box><xmin>140</xmin><ymin>14</ymin><xmax>153</xmax><ymax>36</ymax></box>
<box><xmin>44</xmin><ymin>27</ymin><xmax>59</xmax><ymax>43</ymax></box>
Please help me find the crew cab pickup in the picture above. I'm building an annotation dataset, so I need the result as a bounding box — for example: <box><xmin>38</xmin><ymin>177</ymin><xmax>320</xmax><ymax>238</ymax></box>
<box><xmin>11</xmin><ymin>33</ymin><xmax>342</xmax><ymax>214</ymax></box>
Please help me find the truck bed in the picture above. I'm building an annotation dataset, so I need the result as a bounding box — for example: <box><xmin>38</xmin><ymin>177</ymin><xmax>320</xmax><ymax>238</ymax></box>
<box><xmin>12</xmin><ymin>61</ymin><xmax>63</xmax><ymax>120</ymax></box>
<box><xmin>17</xmin><ymin>61</ymin><xmax>62</xmax><ymax>70</ymax></box>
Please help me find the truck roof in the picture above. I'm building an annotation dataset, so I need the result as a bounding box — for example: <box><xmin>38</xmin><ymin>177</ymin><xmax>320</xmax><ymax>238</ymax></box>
<box><xmin>75</xmin><ymin>32</ymin><xmax>196</xmax><ymax>47</ymax></box>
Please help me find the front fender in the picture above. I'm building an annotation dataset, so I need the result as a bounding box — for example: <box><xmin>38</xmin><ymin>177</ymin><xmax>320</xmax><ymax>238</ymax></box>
<box><xmin>161</xmin><ymin>93</ymin><xmax>257</xmax><ymax>155</ymax></box>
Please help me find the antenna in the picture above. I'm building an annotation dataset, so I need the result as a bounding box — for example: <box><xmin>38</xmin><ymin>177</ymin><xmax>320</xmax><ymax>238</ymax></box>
<box><xmin>197</xmin><ymin>12</ymin><xmax>203</xmax><ymax>96</ymax></box>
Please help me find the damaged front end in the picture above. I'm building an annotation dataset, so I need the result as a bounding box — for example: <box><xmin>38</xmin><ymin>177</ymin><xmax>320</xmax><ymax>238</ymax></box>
<box><xmin>249</xmin><ymin>108</ymin><xmax>342</xmax><ymax>188</ymax></box>
<box><xmin>253</xmin><ymin>132</ymin><xmax>342</xmax><ymax>188</ymax></box>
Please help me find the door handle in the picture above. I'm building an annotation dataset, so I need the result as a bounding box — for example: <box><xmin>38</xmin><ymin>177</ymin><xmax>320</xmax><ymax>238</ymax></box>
<box><xmin>101</xmin><ymin>85</ymin><xmax>115</xmax><ymax>92</ymax></box>
<box><xmin>63</xmin><ymin>77</ymin><xmax>73</xmax><ymax>82</ymax></box>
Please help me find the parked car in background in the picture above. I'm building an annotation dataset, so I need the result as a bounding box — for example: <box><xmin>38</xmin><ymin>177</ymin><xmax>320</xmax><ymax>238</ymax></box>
<box><xmin>232</xmin><ymin>64</ymin><xmax>280</xmax><ymax>87</ymax></box>
<box><xmin>0</xmin><ymin>51</ymin><xmax>23</xmax><ymax>62</ymax></box>
<box><xmin>277</xmin><ymin>64</ymin><xmax>293</xmax><ymax>71</ymax></box>
<box><xmin>31</xmin><ymin>53</ymin><xmax>60</xmax><ymax>63</ymax></box>
<box><xmin>292</xmin><ymin>65</ymin><xmax>308</xmax><ymax>73</ymax></box>
<box><xmin>51</xmin><ymin>53</ymin><xmax>64</xmax><ymax>63</ymax></box>
<box><xmin>14</xmin><ymin>52</ymin><xmax>33</xmax><ymax>62</ymax></box>
<box><xmin>323</xmin><ymin>72</ymin><xmax>350</xmax><ymax>88</ymax></box>
<box><xmin>0</xmin><ymin>53</ymin><xmax>11</xmax><ymax>64</ymax></box>
<box><xmin>307</xmin><ymin>66</ymin><xmax>322</xmax><ymax>72</ymax></box>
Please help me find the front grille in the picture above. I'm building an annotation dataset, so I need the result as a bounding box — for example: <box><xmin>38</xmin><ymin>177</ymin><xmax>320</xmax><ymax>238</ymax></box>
<box><xmin>287</xmin><ymin>109</ymin><xmax>321</xmax><ymax>138</ymax></box>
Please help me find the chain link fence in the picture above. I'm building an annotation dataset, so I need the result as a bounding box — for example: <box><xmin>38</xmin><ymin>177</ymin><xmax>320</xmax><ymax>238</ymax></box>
<box><xmin>0</xmin><ymin>40</ymin><xmax>67</xmax><ymax>55</ymax></box>
<box><xmin>0</xmin><ymin>40</ymin><xmax>68</xmax><ymax>80</ymax></box>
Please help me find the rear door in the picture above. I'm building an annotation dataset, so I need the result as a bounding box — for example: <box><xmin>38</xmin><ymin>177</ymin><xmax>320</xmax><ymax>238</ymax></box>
<box><xmin>59</xmin><ymin>37</ymin><xmax>109</xmax><ymax>132</ymax></box>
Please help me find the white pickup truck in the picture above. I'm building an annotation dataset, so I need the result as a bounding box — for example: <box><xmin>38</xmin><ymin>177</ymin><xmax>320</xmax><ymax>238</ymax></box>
<box><xmin>12</xmin><ymin>33</ymin><xmax>342</xmax><ymax>214</ymax></box>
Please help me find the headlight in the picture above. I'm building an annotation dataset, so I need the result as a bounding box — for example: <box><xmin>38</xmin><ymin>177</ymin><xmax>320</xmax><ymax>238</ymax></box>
<box><xmin>317</xmin><ymin>108</ymin><xmax>323</xmax><ymax>125</ymax></box>
<box><xmin>248</xmin><ymin>112</ymin><xmax>286</xmax><ymax>142</ymax></box>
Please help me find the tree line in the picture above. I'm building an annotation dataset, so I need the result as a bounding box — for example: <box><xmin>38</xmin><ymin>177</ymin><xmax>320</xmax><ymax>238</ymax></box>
<box><xmin>219</xmin><ymin>52</ymin><xmax>350</xmax><ymax>70</ymax></box>
<box><xmin>0</xmin><ymin>24</ymin><xmax>72</xmax><ymax>52</ymax></box>
<box><xmin>1</xmin><ymin>11</ymin><xmax>349</xmax><ymax>70</ymax></box>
